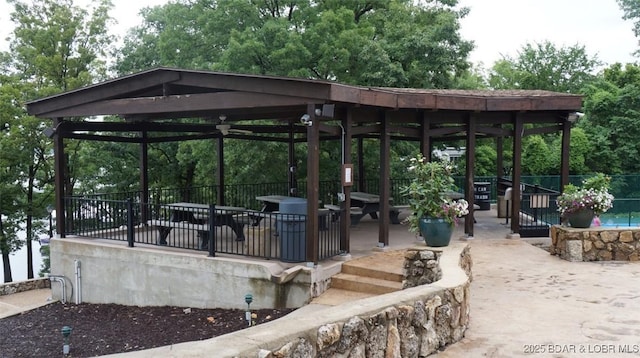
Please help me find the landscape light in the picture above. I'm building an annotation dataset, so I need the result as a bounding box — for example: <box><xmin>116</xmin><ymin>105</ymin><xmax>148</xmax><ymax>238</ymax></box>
<box><xmin>245</xmin><ymin>293</ymin><xmax>253</xmax><ymax>326</ymax></box>
<box><xmin>61</xmin><ymin>326</ymin><xmax>72</xmax><ymax>355</ymax></box>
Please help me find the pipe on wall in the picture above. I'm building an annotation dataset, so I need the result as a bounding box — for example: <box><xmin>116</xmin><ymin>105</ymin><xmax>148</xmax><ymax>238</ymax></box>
<box><xmin>74</xmin><ymin>259</ymin><xmax>82</xmax><ymax>304</ymax></box>
<box><xmin>47</xmin><ymin>274</ymin><xmax>68</xmax><ymax>304</ymax></box>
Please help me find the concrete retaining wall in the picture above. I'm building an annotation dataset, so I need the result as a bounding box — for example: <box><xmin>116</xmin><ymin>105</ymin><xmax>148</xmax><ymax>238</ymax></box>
<box><xmin>550</xmin><ymin>225</ymin><xmax>640</xmax><ymax>261</ymax></box>
<box><xmin>114</xmin><ymin>242</ymin><xmax>472</xmax><ymax>357</ymax></box>
<box><xmin>49</xmin><ymin>238</ymin><xmax>321</xmax><ymax>309</ymax></box>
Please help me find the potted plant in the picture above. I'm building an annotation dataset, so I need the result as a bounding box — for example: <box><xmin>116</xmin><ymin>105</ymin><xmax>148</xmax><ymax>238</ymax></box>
<box><xmin>400</xmin><ymin>153</ymin><xmax>469</xmax><ymax>246</ymax></box>
<box><xmin>556</xmin><ymin>173</ymin><xmax>614</xmax><ymax>228</ymax></box>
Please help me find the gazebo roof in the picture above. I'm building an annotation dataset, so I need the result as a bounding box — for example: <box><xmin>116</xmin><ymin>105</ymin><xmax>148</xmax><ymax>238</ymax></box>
<box><xmin>26</xmin><ymin>67</ymin><xmax>582</xmax><ymax>123</ymax></box>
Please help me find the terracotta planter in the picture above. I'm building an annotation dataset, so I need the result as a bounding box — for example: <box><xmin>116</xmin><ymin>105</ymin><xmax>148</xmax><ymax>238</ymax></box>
<box><xmin>567</xmin><ymin>209</ymin><xmax>594</xmax><ymax>228</ymax></box>
<box><xmin>418</xmin><ymin>217</ymin><xmax>453</xmax><ymax>247</ymax></box>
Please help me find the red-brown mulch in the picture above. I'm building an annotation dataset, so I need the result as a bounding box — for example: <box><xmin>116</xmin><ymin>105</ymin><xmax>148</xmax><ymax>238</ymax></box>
<box><xmin>0</xmin><ymin>302</ymin><xmax>295</xmax><ymax>357</ymax></box>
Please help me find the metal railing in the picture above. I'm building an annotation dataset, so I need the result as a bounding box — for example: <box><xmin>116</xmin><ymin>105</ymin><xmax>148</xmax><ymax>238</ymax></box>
<box><xmin>65</xmin><ymin>176</ymin><xmax>640</xmax><ymax>244</ymax></box>
<box><xmin>64</xmin><ymin>198</ymin><xmax>342</xmax><ymax>262</ymax></box>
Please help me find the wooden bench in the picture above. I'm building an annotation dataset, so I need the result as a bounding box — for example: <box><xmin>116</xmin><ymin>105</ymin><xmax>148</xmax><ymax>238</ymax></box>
<box><xmin>147</xmin><ymin>219</ymin><xmax>210</xmax><ymax>248</ymax></box>
<box><xmin>148</xmin><ymin>215</ymin><xmax>253</xmax><ymax>249</ymax></box>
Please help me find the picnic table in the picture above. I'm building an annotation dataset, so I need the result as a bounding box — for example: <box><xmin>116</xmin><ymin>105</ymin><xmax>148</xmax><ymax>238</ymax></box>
<box><xmin>324</xmin><ymin>192</ymin><xmax>403</xmax><ymax>226</ymax></box>
<box><xmin>148</xmin><ymin>203</ymin><xmax>248</xmax><ymax>246</ymax></box>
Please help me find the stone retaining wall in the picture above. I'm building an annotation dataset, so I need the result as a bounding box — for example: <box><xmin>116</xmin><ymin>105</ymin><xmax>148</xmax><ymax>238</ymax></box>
<box><xmin>403</xmin><ymin>249</ymin><xmax>443</xmax><ymax>288</ymax></box>
<box><xmin>130</xmin><ymin>242</ymin><xmax>472</xmax><ymax>357</ymax></box>
<box><xmin>261</xmin><ymin>247</ymin><xmax>471</xmax><ymax>357</ymax></box>
<box><xmin>550</xmin><ymin>225</ymin><xmax>640</xmax><ymax>261</ymax></box>
<box><xmin>0</xmin><ymin>278</ymin><xmax>50</xmax><ymax>296</ymax></box>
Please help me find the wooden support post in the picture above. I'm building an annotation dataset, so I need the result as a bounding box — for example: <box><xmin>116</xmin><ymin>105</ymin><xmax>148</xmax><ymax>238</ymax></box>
<box><xmin>464</xmin><ymin>114</ymin><xmax>476</xmax><ymax>237</ymax></box>
<box><xmin>341</xmin><ymin>110</ymin><xmax>353</xmax><ymax>253</ymax></box>
<box><xmin>379</xmin><ymin>111</ymin><xmax>391</xmax><ymax>247</ymax></box>
<box><xmin>511</xmin><ymin>113</ymin><xmax>524</xmax><ymax>234</ymax></box>
<box><xmin>306</xmin><ymin>104</ymin><xmax>320</xmax><ymax>264</ymax></box>
<box><xmin>217</xmin><ymin>137</ymin><xmax>225</xmax><ymax>205</ymax></box>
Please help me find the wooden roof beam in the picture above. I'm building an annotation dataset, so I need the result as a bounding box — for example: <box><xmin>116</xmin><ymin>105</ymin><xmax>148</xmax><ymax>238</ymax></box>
<box><xmin>34</xmin><ymin>92</ymin><xmax>319</xmax><ymax>118</ymax></box>
<box><xmin>27</xmin><ymin>70</ymin><xmax>182</xmax><ymax>116</ymax></box>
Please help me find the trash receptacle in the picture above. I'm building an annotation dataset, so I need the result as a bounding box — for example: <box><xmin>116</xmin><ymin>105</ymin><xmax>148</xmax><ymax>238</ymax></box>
<box><xmin>497</xmin><ymin>195</ymin><xmax>507</xmax><ymax>218</ymax></box>
<box><xmin>473</xmin><ymin>182</ymin><xmax>491</xmax><ymax>211</ymax></box>
<box><xmin>277</xmin><ymin>198</ymin><xmax>307</xmax><ymax>262</ymax></box>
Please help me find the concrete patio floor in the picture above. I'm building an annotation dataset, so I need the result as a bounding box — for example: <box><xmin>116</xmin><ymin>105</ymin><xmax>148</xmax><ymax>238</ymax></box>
<box><xmin>5</xmin><ymin>207</ymin><xmax>640</xmax><ymax>357</ymax></box>
<box><xmin>329</xmin><ymin>208</ymin><xmax>640</xmax><ymax>357</ymax></box>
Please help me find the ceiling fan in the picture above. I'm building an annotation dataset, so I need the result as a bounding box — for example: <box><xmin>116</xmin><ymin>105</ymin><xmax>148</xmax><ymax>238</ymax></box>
<box><xmin>216</xmin><ymin>115</ymin><xmax>252</xmax><ymax>136</ymax></box>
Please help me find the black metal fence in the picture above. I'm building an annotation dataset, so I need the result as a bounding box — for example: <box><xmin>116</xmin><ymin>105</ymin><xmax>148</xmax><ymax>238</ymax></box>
<box><xmin>64</xmin><ymin>175</ymin><xmax>640</xmax><ymax>246</ymax></box>
<box><xmin>64</xmin><ymin>198</ymin><xmax>343</xmax><ymax>262</ymax></box>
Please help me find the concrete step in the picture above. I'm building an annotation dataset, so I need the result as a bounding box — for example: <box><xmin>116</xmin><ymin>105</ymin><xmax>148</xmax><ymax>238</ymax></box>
<box><xmin>330</xmin><ymin>273</ymin><xmax>403</xmax><ymax>294</ymax></box>
<box><xmin>311</xmin><ymin>250</ymin><xmax>407</xmax><ymax>307</ymax></box>
<box><xmin>341</xmin><ymin>262</ymin><xmax>403</xmax><ymax>282</ymax></box>
<box><xmin>309</xmin><ymin>288</ymin><xmax>377</xmax><ymax>306</ymax></box>
<box><xmin>339</xmin><ymin>250</ymin><xmax>405</xmax><ymax>282</ymax></box>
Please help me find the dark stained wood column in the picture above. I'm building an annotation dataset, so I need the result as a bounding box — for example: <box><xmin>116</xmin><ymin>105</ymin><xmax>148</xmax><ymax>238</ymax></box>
<box><xmin>496</xmin><ymin>125</ymin><xmax>504</xmax><ymax>179</ymax></box>
<box><xmin>216</xmin><ymin>137</ymin><xmax>225</xmax><ymax>205</ymax></box>
<box><xmin>139</xmin><ymin>131</ymin><xmax>149</xmax><ymax>223</ymax></box>
<box><xmin>341</xmin><ymin>110</ymin><xmax>353</xmax><ymax>252</ymax></box>
<box><xmin>378</xmin><ymin>111</ymin><xmax>391</xmax><ymax>247</ymax></box>
<box><xmin>306</xmin><ymin>104</ymin><xmax>320</xmax><ymax>264</ymax></box>
<box><xmin>420</xmin><ymin>111</ymin><xmax>430</xmax><ymax>156</ymax></box>
<box><xmin>53</xmin><ymin>118</ymin><xmax>66</xmax><ymax>238</ymax></box>
<box><xmin>511</xmin><ymin>113</ymin><xmax>524</xmax><ymax>234</ymax></box>
<box><xmin>288</xmin><ymin>122</ymin><xmax>297</xmax><ymax>196</ymax></box>
<box><xmin>357</xmin><ymin>137</ymin><xmax>365</xmax><ymax>192</ymax></box>
<box><xmin>464</xmin><ymin>114</ymin><xmax>476</xmax><ymax>237</ymax></box>
<box><xmin>560</xmin><ymin>119</ymin><xmax>572</xmax><ymax>191</ymax></box>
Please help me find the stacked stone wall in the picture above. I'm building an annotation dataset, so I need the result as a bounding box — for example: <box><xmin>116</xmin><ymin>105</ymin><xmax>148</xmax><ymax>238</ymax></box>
<box><xmin>0</xmin><ymin>278</ymin><xmax>50</xmax><ymax>296</ymax></box>
<box><xmin>550</xmin><ymin>225</ymin><xmax>640</xmax><ymax>261</ymax></box>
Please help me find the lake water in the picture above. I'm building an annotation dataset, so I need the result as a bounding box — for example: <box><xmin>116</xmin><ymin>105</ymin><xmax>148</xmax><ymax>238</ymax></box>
<box><xmin>0</xmin><ymin>230</ymin><xmax>45</xmax><ymax>282</ymax></box>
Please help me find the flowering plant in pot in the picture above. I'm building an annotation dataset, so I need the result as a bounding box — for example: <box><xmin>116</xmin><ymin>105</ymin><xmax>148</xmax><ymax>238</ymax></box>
<box><xmin>400</xmin><ymin>153</ymin><xmax>469</xmax><ymax>246</ymax></box>
<box><xmin>556</xmin><ymin>173</ymin><xmax>614</xmax><ymax>228</ymax></box>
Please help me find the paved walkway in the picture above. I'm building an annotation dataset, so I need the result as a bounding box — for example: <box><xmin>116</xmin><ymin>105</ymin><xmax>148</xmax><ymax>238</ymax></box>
<box><xmin>432</xmin><ymin>212</ymin><xmax>640</xmax><ymax>358</ymax></box>
<box><xmin>0</xmin><ymin>288</ymin><xmax>52</xmax><ymax>319</ymax></box>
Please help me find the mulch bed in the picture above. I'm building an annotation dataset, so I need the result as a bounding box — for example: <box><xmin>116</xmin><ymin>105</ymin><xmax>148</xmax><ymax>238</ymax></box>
<box><xmin>0</xmin><ymin>302</ymin><xmax>295</xmax><ymax>357</ymax></box>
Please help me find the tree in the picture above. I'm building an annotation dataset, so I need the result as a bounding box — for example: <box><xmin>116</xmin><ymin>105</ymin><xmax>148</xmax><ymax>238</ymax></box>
<box><xmin>522</xmin><ymin>135</ymin><xmax>552</xmax><ymax>175</ymax></box>
<box><xmin>618</xmin><ymin>0</ymin><xmax>640</xmax><ymax>56</ymax></box>
<box><xmin>219</xmin><ymin>0</ymin><xmax>473</xmax><ymax>87</ymax></box>
<box><xmin>0</xmin><ymin>0</ymin><xmax>114</xmax><ymax>281</ymax></box>
<box><xmin>488</xmin><ymin>41</ymin><xmax>601</xmax><ymax>93</ymax></box>
<box><xmin>111</xmin><ymin>0</ymin><xmax>476</xmax><ymax>194</ymax></box>
<box><xmin>550</xmin><ymin>127</ymin><xmax>590</xmax><ymax>174</ymax></box>
<box><xmin>579</xmin><ymin>63</ymin><xmax>640</xmax><ymax>174</ymax></box>
<box><xmin>117</xmin><ymin>0</ymin><xmax>473</xmax><ymax>86</ymax></box>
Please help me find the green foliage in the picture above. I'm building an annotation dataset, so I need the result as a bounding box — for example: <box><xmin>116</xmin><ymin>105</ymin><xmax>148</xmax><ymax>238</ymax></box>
<box><xmin>38</xmin><ymin>244</ymin><xmax>50</xmax><ymax>277</ymax></box>
<box><xmin>117</xmin><ymin>0</ymin><xmax>473</xmax><ymax>88</ymax></box>
<box><xmin>618</xmin><ymin>0</ymin><xmax>640</xmax><ymax>56</ymax></box>
<box><xmin>579</xmin><ymin>63</ymin><xmax>640</xmax><ymax>173</ymax></box>
<box><xmin>473</xmin><ymin>144</ymin><xmax>497</xmax><ymax>176</ymax></box>
<box><xmin>522</xmin><ymin>135</ymin><xmax>552</xmax><ymax>175</ymax></box>
<box><xmin>488</xmin><ymin>41</ymin><xmax>601</xmax><ymax>93</ymax></box>
<box><xmin>1</xmin><ymin>0</ymin><xmax>113</xmax><ymax>281</ymax></box>
<box><xmin>549</xmin><ymin>127</ymin><xmax>590</xmax><ymax>174</ymax></box>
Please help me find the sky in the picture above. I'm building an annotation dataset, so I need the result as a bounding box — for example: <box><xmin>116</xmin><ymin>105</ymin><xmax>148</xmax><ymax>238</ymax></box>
<box><xmin>0</xmin><ymin>0</ymin><xmax>637</xmax><ymax>68</ymax></box>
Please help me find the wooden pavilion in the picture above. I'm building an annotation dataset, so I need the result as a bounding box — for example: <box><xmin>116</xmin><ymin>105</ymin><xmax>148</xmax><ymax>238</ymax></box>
<box><xmin>26</xmin><ymin>67</ymin><xmax>582</xmax><ymax>264</ymax></box>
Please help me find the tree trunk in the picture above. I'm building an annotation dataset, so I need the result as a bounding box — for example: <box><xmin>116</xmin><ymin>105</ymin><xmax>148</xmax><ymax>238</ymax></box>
<box><xmin>0</xmin><ymin>216</ymin><xmax>13</xmax><ymax>283</ymax></box>
<box><xmin>26</xmin><ymin>164</ymin><xmax>36</xmax><ymax>279</ymax></box>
